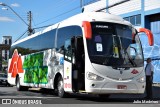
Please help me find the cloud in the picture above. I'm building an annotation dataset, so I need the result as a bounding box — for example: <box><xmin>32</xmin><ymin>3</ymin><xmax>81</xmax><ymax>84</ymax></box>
<box><xmin>11</xmin><ymin>3</ymin><xmax>20</xmax><ymax>7</ymax></box>
<box><xmin>0</xmin><ymin>16</ymin><xmax>14</xmax><ymax>22</ymax></box>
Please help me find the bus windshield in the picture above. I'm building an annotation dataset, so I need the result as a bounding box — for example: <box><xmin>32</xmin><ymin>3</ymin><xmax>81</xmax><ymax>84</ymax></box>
<box><xmin>86</xmin><ymin>22</ymin><xmax>143</xmax><ymax>68</ymax></box>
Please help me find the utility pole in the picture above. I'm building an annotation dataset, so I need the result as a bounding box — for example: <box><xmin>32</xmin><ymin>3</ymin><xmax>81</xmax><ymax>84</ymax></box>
<box><xmin>27</xmin><ymin>11</ymin><xmax>33</xmax><ymax>36</ymax></box>
<box><xmin>0</xmin><ymin>2</ymin><xmax>34</xmax><ymax>36</ymax></box>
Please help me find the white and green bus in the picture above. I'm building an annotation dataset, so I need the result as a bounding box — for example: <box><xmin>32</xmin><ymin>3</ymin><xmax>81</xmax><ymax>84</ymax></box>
<box><xmin>8</xmin><ymin>12</ymin><xmax>153</xmax><ymax>98</ymax></box>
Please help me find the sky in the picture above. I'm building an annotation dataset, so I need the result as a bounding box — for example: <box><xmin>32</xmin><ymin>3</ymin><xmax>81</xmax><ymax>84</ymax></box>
<box><xmin>0</xmin><ymin>0</ymin><xmax>95</xmax><ymax>43</ymax></box>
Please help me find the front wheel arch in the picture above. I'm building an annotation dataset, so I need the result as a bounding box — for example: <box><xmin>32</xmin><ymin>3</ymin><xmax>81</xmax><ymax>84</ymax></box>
<box><xmin>54</xmin><ymin>73</ymin><xmax>62</xmax><ymax>90</ymax></box>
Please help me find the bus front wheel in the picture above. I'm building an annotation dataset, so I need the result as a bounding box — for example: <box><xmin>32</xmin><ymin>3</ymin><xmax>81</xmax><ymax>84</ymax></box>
<box><xmin>57</xmin><ymin>77</ymin><xmax>67</xmax><ymax>98</ymax></box>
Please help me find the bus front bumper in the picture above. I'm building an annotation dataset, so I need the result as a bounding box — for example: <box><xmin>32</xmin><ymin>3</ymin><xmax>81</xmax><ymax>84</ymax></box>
<box><xmin>85</xmin><ymin>82</ymin><xmax>145</xmax><ymax>94</ymax></box>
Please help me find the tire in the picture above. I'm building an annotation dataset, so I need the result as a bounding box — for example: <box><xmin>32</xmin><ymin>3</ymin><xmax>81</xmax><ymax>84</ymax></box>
<box><xmin>57</xmin><ymin>77</ymin><xmax>67</xmax><ymax>98</ymax></box>
<box><xmin>16</xmin><ymin>76</ymin><xmax>22</xmax><ymax>91</ymax></box>
<box><xmin>16</xmin><ymin>77</ymin><xmax>28</xmax><ymax>91</ymax></box>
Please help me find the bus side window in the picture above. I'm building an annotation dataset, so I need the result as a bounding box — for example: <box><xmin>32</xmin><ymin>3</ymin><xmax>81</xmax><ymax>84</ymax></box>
<box><xmin>64</xmin><ymin>39</ymin><xmax>72</xmax><ymax>62</ymax></box>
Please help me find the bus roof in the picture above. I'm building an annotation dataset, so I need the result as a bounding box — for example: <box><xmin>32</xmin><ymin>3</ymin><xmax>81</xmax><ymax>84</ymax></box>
<box><xmin>12</xmin><ymin>12</ymin><xmax>131</xmax><ymax>46</ymax></box>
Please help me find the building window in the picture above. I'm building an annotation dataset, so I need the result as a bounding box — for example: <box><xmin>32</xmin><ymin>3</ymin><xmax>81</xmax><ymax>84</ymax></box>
<box><xmin>124</xmin><ymin>14</ymin><xmax>141</xmax><ymax>26</ymax></box>
<box><xmin>135</xmin><ymin>14</ymin><xmax>141</xmax><ymax>25</ymax></box>
<box><xmin>130</xmin><ymin>16</ymin><xmax>135</xmax><ymax>25</ymax></box>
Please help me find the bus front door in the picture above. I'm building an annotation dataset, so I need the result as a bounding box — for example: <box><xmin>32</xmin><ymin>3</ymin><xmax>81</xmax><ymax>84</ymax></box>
<box><xmin>64</xmin><ymin>37</ymin><xmax>85</xmax><ymax>93</ymax></box>
<box><xmin>72</xmin><ymin>37</ymin><xmax>85</xmax><ymax>92</ymax></box>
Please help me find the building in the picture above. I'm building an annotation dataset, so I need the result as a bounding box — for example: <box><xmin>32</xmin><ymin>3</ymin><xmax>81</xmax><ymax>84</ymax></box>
<box><xmin>2</xmin><ymin>36</ymin><xmax>12</xmax><ymax>60</ymax></box>
<box><xmin>0</xmin><ymin>36</ymin><xmax>12</xmax><ymax>73</ymax></box>
<box><xmin>84</xmin><ymin>0</ymin><xmax>160</xmax><ymax>83</ymax></box>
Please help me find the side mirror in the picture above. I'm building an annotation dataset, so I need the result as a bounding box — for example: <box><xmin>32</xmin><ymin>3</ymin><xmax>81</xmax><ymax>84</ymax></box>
<box><xmin>139</xmin><ymin>28</ymin><xmax>154</xmax><ymax>46</ymax></box>
<box><xmin>134</xmin><ymin>28</ymin><xmax>154</xmax><ymax>46</ymax></box>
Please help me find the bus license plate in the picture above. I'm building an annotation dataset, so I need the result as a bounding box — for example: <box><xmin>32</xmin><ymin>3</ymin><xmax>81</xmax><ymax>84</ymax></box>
<box><xmin>117</xmin><ymin>85</ymin><xmax>127</xmax><ymax>89</ymax></box>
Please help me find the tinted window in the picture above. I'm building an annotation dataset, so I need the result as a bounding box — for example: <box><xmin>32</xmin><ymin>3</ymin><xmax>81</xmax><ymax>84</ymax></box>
<box><xmin>57</xmin><ymin>26</ymin><xmax>82</xmax><ymax>49</ymax></box>
<box><xmin>10</xmin><ymin>26</ymin><xmax>82</xmax><ymax>57</ymax></box>
<box><xmin>87</xmin><ymin>22</ymin><xmax>143</xmax><ymax>67</ymax></box>
<box><xmin>64</xmin><ymin>39</ymin><xmax>72</xmax><ymax>62</ymax></box>
<box><xmin>10</xmin><ymin>29</ymin><xmax>56</xmax><ymax>57</ymax></box>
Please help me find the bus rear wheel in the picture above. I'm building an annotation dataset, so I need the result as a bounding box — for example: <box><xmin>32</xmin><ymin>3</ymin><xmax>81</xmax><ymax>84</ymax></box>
<box><xmin>16</xmin><ymin>76</ymin><xmax>22</xmax><ymax>91</ymax></box>
<box><xmin>16</xmin><ymin>76</ymin><xmax>28</xmax><ymax>91</ymax></box>
<box><xmin>57</xmin><ymin>77</ymin><xmax>67</xmax><ymax>98</ymax></box>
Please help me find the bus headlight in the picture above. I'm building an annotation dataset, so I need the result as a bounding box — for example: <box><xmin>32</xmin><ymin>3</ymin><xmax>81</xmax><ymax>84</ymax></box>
<box><xmin>137</xmin><ymin>76</ymin><xmax>145</xmax><ymax>83</ymax></box>
<box><xmin>87</xmin><ymin>72</ymin><xmax>104</xmax><ymax>81</ymax></box>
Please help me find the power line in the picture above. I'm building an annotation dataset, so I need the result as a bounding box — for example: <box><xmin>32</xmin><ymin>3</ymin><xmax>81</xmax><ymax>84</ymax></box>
<box><xmin>14</xmin><ymin>30</ymin><xmax>28</xmax><ymax>42</ymax></box>
<box><xmin>35</xmin><ymin>6</ymin><xmax>80</xmax><ymax>26</ymax></box>
<box><xmin>14</xmin><ymin>0</ymin><xmax>80</xmax><ymax>41</ymax></box>
<box><xmin>15</xmin><ymin>6</ymin><xmax>79</xmax><ymax>41</ymax></box>
<box><xmin>0</xmin><ymin>2</ymin><xmax>34</xmax><ymax>36</ymax></box>
<box><xmin>32</xmin><ymin>18</ymin><xmax>37</xmax><ymax>28</ymax></box>
<box><xmin>3</xmin><ymin>4</ymin><xmax>28</xmax><ymax>26</ymax></box>
<box><xmin>34</xmin><ymin>0</ymin><xmax>78</xmax><ymax>26</ymax></box>
<box><xmin>30</xmin><ymin>0</ymin><xmax>100</xmax><ymax>30</ymax></box>
<box><xmin>15</xmin><ymin>1</ymin><xmax>98</xmax><ymax>37</ymax></box>
<box><xmin>14</xmin><ymin>0</ymin><xmax>102</xmax><ymax>41</ymax></box>
<box><xmin>32</xmin><ymin>0</ymin><xmax>130</xmax><ymax>31</ymax></box>
<box><xmin>51</xmin><ymin>0</ymin><xmax>77</xmax><ymax>10</ymax></box>
<box><xmin>32</xmin><ymin>0</ymin><xmax>77</xmax><ymax>26</ymax></box>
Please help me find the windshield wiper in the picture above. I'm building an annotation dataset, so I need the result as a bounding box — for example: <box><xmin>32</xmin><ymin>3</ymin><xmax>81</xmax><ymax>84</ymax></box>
<box><xmin>125</xmin><ymin>49</ymin><xmax>137</xmax><ymax>67</ymax></box>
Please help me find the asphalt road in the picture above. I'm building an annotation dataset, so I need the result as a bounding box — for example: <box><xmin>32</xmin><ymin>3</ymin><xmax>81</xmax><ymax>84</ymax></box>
<box><xmin>0</xmin><ymin>84</ymin><xmax>160</xmax><ymax>107</ymax></box>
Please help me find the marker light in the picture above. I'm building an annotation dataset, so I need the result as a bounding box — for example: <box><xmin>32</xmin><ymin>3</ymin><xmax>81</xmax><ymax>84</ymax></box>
<box><xmin>82</xmin><ymin>21</ymin><xmax>92</xmax><ymax>39</ymax></box>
